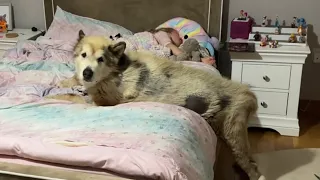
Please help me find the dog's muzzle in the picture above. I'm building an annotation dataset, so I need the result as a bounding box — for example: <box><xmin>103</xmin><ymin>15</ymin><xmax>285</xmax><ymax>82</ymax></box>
<box><xmin>83</xmin><ymin>67</ymin><xmax>93</xmax><ymax>82</ymax></box>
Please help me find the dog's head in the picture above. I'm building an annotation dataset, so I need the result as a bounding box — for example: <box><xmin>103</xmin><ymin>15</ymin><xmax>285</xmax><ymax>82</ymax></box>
<box><xmin>74</xmin><ymin>30</ymin><xmax>127</xmax><ymax>88</ymax></box>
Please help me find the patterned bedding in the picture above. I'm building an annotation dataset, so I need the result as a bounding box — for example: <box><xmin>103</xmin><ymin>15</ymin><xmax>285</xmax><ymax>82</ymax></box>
<box><xmin>114</xmin><ymin>31</ymin><xmax>172</xmax><ymax>58</ymax></box>
<box><xmin>0</xmin><ymin>37</ymin><xmax>219</xmax><ymax>180</ymax></box>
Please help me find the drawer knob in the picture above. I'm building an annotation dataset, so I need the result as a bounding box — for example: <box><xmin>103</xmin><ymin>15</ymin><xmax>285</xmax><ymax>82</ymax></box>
<box><xmin>263</xmin><ymin>76</ymin><xmax>270</xmax><ymax>82</ymax></box>
<box><xmin>260</xmin><ymin>102</ymin><xmax>268</xmax><ymax>108</ymax></box>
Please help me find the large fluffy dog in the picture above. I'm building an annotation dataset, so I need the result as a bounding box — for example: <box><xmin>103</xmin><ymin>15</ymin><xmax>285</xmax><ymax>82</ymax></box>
<box><xmin>55</xmin><ymin>30</ymin><xmax>266</xmax><ymax>180</ymax></box>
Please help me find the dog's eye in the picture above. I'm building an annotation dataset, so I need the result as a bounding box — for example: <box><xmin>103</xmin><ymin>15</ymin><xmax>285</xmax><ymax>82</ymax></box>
<box><xmin>81</xmin><ymin>53</ymin><xmax>86</xmax><ymax>58</ymax></box>
<box><xmin>97</xmin><ymin>57</ymin><xmax>104</xmax><ymax>63</ymax></box>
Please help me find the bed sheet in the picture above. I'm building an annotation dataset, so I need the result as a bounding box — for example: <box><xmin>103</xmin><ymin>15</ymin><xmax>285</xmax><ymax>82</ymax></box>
<box><xmin>0</xmin><ymin>37</ymin><xmax>218</xmax><ymax>180</ymax></box>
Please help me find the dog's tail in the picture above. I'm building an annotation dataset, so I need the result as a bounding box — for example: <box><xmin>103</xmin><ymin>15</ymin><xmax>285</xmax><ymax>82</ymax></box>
<box><xmin>240</xmin><ymin>90</ymin><xmax>258</xmax><ymax>120</ymax></box>
<box><xmin>227</xmin><ymin>88</ymin><xmax>258</xmax><ymax>124</ymax></box>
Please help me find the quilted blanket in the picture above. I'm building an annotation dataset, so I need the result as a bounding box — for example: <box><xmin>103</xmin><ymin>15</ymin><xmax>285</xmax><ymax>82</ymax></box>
<box><xmin>0</xmin><ymin>37</ymin><xmax>219</xmax><ymax>180</ymax></box>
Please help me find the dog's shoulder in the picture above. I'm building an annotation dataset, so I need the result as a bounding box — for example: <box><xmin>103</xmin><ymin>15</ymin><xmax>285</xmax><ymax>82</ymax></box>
<box><xmin>126</xmin><ymin>50</ymin><xmax>183</xmax><ymax>73</ymax></box>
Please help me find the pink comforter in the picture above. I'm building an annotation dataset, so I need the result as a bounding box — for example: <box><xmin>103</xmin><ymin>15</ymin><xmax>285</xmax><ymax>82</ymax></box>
<box><xmin>0</xmin><ymin>37</ymin><xmax>219</xmax><ymax>180</ymax></box>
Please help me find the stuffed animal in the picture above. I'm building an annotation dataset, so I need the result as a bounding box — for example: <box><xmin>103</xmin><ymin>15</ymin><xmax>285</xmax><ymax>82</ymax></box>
<box><xmin>170</xmin><ymin>38</ymin><xmax>201</xmax><ymax>62</ymax></box>
<box><xmin>0</xmin><ymin>14</ymin><xmax>7</xmax><ymax>33</ymax></box>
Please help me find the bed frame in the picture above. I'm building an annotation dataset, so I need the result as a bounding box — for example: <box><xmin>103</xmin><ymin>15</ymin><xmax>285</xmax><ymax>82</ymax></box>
<box><xmin>0</xmin><ymin>0</ymin><xmax>247</xmax><ymax>179</ymax></box>
<box><xmin>43</xmin><ymin>0</ymin><xmax>223</xmax><ymax>40</ymax></box>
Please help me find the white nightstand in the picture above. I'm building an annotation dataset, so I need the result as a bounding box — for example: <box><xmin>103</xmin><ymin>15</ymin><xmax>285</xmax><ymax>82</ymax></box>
<box><xmin>0</xmin><ymin>28</ymin><xmax>43</xmax><ymax>57</ymax></box>
<box><xmin>230</xmin><ymin>27</ymin><xmax>311</xmax><ymax>137</ymax></box>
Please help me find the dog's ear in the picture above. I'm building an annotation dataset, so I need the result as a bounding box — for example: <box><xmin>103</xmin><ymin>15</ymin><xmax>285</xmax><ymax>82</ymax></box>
<box><xmin>109</xmin><ymin>41</ymin><xmax>126</xmax><ymax>58</ymax></box>
<box><xmin>78</xmin><ymin>30</ymin><xmax>85</xmax><ymax>41</ymax></box>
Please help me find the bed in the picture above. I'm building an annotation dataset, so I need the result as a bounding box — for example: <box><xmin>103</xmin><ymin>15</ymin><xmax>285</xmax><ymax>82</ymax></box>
<box><xmin>0</xmin><ymin>0</ymin><xmax>245</xmax><ymax>180</ymax></box>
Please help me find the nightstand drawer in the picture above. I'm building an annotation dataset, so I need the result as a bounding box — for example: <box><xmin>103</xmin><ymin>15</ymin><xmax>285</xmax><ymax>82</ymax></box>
<box><xmin>242</xmin><ymin>64</ymin><xmax>291</xmax><ymax>89</ymax></box>
<box><xmin>253</xmin><ymin>90</ymin><xmax>288</xmax><ymax>116</ymax></box>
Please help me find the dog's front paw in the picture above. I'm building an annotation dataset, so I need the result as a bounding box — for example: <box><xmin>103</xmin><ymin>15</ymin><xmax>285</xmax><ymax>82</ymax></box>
<box><xmin>123</xmin><ymin>89</ymin><xmax>139</xmax><ymax>100</ymax></box>
<box><xmin>258</xmin><ymin>175</ymin><xmax>266</xmax><ymax>180</ymax></box>
<box><xmin>56</xmin><ymin>77</ymin><xmax>80</xmax><ymax>88</ymax></box>
<box><xmin>56</xmin><ymin>80</ymin><xmax>72</xmax><ymax>88</ymax></box>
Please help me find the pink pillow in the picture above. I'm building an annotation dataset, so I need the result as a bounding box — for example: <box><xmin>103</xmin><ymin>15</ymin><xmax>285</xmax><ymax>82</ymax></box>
<box><xmin>45</xmin><ymin>6</ymin><xmax>133</xmax><ymax>43</ymax></box>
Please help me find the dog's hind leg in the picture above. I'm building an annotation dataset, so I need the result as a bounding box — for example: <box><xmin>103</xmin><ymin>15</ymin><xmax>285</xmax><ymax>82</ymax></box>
<box><xmin>122</xmin><ymin>85</ymin><xmax>139</xmax><ymax>100</ymax></box>
<box><xmin>206</xmin><ymin>92</ymin><xmax>265</xmax><ymax>180</ymax></box>
<box><xmin>222</xmin><ymin>112</ymin><xmax>263</xmax><ymax>180</ymax></box>
<box><xmin>206</xmin><ymin>116</ymin><xmax>264</xmax><ymax>180</ymax></box>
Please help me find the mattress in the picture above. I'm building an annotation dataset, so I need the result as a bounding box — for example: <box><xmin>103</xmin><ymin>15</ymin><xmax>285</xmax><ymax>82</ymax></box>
<box><xmin>0</xmin><ymin>156</ymin><xmax>129</xmax><ymax>180</ymax></box>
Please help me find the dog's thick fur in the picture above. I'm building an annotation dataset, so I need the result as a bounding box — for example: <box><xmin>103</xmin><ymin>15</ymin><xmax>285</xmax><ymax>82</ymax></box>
<box><xmin>54</xmin><ymin>30</ymin><xmax>266</xmax><ymax>180</ymax></box>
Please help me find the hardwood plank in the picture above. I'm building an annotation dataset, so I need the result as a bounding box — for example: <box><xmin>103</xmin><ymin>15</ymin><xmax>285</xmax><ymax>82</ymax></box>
<box><xmin>249</xmin><ymin>100</ymin><xmax>320</xmax><ymax>153</ymax></box>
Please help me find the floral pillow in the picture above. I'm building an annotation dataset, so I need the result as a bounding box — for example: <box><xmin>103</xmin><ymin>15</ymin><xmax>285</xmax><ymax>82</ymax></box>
<box><xmin>45</xmin><ymin>6</ymin><xmax>133</xmax><ymax>43</ymax></box>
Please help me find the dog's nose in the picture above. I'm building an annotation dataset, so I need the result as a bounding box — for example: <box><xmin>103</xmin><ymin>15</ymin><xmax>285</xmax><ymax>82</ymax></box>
<box><xmin>83</xmin><ymin>67</ymin><xmax>93</xmax><ymax>81</ymax></box>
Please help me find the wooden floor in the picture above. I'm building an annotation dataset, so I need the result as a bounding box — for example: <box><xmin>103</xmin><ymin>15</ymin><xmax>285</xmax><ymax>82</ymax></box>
<box><xmin>214</xmin><ymin>100</ymin><xmax>320</xmax><ymax>180</ymax></box>
<box><xmin>248</xmin><ymin>100</ymin><xmax>320</xmax><ymax>154</ymax></box>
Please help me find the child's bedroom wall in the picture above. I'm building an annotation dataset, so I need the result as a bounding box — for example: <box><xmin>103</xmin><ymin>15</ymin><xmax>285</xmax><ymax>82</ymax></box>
<box><xmin>0</xmin><ymin>0</ymin><xmax>45</xmax><ymax>29</ymax></box>
<box><xmin>224</xmin><ymin>0</ymin><xmax>320</xmax><ymax>100</ymax></box>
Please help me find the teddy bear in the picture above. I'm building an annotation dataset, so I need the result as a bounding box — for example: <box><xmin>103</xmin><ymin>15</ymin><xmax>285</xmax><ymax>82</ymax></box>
<box><xmin>170</xmin><ymin>38</ymin><xmax>201</xmax><ymax>62</ymax></box>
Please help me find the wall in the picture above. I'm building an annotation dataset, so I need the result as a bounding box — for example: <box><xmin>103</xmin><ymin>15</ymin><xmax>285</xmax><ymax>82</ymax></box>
<box><xmin>0</xmin><ymin>0</ymin><xmax>45</xmax><ymax>29</ymax></box>
<box><xmin>223</xmin><ymin>0</ymin><xmax>320</xmax><ymax>100</ymax></box>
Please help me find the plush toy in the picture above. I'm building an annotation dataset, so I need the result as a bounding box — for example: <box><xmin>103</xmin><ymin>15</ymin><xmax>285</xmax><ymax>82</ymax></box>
<box><xmin>156</xmin><ymin>17</ymin><xmax>219</xmax><ymax>58</ymax></box>
<box><xmin>170</xmin><ymin>38</ymin><xmax>201</xmax><ymax>62</ymax></box>
<box><xmin>0</xmin><ymin>14</ymin><xmax>7</xmax><ymax>33</ymax></box>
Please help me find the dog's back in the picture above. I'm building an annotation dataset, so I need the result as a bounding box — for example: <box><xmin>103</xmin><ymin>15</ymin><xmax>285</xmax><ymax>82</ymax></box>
<box><xmin>121</xmin><ymin>50</ymin><xmax>257</xmax><ymax>119</ymax></box>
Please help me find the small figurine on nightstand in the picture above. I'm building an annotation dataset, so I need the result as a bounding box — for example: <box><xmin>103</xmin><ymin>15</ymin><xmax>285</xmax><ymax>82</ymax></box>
<box><xmin>288</xmin><ymin>33</ymin><xmax>297</xmax><ymax>43</ymax></box>
<box><xmin>240</xmin><ymin>10</ymin><xmax>245</xmax><ymax>18</ymax></box>
<box><xmin>297</xmin><ymin>18</ymin><xmax>307</xmax><ymax>29</ymax></box>
<box><xmin>297</xmin><ymin>18</ymin><xmax>307</xmax><ymax>43</ymax></box>
<box><xmin>237</xmin><ymin>10</ymin><xmax>248</xmax><ymax>20</ymax></box>
<box><xmin>297</xmin><ymin>25</ymin><xmax>307</xmax><ymax>36</ymax></box>
<box><xmin>297</xmin><ymin>18</ymin><xmax>307</xmax><ymax>36</ymax></box>
<box><xmin>274</xmin><ymin>40</ymin><xmax>279</xmax><ymax>48</ymax></box>
<box><xmin>254</xmin><ymin>31</ymin><xmax>261</xmax><ymax>41</ymax></box>
<box><xmin>260</xmin><ymin>36</ymin><xmax>268</xmax><ymax>47</ymax></box>
<box><xmin>274</xmin><ymin>16</ymin><xmax>281</xmax><ymax>34</ymax></box>
<box><xmin>269</xmin><ymin>40</ymin><xmax>279</xmax><ymax>48</ymax></box>
<box><xmin>291</xmin><ymin>17</ymin><xmax>297</xmax><ymax>28</ymax></box>
<box><xmin>261</xmin><ymin>16</ymin><xmax>267</xmax><ymax>27</ymax></box>
<box><xmin>266</xmin><ymin>35</ymin><xmax>272</xmax><ymax>41</ymax></box>
<box><xmin>275</xmin><ymin>26</ymin><xmax>281</xmax><ymax>35</ymax></box>
<box><xmin>299</xmin><ymin>36</ymin><xmax>306</xmax><ymax>43</ymax></box>
<box><xmin>275</xmin><ymin>15</ymin><xmax>280</xmax><ymax>27</ymax></box>
<box><xmin>244</xmin><ymin>12</ymin><xmax>248</xmax><ymax>18</ymax></box>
